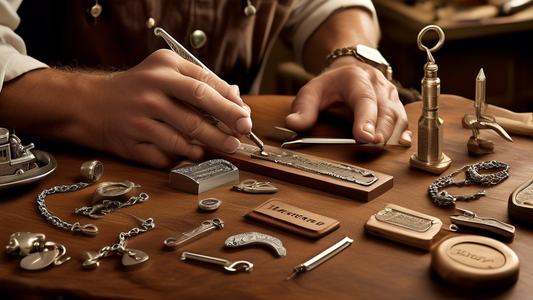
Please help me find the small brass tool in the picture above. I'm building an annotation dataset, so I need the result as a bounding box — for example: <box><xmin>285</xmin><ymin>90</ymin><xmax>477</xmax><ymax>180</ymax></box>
<box><xmin>409</xmin><ymin>25</ymin><xmax>451</xmax><ymax>175</ymax></box>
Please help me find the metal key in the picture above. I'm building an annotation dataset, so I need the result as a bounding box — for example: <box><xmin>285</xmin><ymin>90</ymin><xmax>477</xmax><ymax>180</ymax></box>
<box><xmin>180</xmin><ymin>252</ymin><xmax>253</xmax><ymax>272</ymax></box>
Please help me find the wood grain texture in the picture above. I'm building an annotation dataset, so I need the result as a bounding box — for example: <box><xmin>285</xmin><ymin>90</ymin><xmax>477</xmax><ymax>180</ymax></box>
<box><xmin>1</xmin><ymin>95</ymin><xmax>532</xmax><ymax>300</ymax></box>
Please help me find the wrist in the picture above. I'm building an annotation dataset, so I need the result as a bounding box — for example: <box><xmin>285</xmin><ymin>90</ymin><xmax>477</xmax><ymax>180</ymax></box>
<box><xmin>324</xmin><ymin>45</ymin><xmax>393</xmax><ymax>81</ymax></box>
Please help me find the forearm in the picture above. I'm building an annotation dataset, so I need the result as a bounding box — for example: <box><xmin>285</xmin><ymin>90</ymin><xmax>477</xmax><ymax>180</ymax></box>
<box><xmin>0</xmin><ymin>68</ymin><xmax>106</xmax><ymax>147</ymax></box>
<box><xmin>302</xmin><ymin>8</ymin><xmax>379</xmax><ymax>75</ymax></box>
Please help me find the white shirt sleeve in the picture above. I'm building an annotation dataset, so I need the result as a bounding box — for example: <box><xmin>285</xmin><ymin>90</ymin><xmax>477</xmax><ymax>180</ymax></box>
<box><xmin>0</xmin><ymin>0</ymin><xmax>48</xmax><ymax>92</ymax></box>
<box><xmin>283</xmin><ymin>0</ymin><xmax>379</xmax><ymax>66</ymax></box>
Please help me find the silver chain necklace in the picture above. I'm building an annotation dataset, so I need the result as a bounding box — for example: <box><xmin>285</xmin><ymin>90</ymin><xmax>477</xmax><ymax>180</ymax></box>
<box><xmin>82</xmin><ymin>215</ymin><xmax>155</xmax><ymax>269</ymax></box>
<box><xmin>429</xmin><ymin>160</ymin><xmax>509</xmax><ymax>206</ymax></box>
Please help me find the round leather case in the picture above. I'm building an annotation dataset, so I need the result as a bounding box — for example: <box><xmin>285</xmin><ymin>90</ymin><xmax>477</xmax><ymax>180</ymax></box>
<box><xmin>431</xmin><ymin>235</ymin><xmax>519</xmax><ymax>289</ymax></box>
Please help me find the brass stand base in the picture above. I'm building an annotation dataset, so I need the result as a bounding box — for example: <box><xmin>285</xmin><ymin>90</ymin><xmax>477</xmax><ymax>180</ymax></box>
<box><xmin>467</xmin><ymin>136</ymin><xmax>494</xmax><ymax>154</ymax></box>
<box><xmin>409</xmin><ymin>153</ymin><xmax>452</xmax><ymax>175</ymax></box>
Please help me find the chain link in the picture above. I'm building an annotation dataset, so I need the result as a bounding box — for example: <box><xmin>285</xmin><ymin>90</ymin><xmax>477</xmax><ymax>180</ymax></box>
<box><xmin>429</xmin><ymin>160</ymin><xmax>509</xmax><ymax>206</ymax></box>
<box><xmin>37</xmin><ymin>182</ymin><xmax>93</xmax><ymax>232</ymax></box>
<box><xmin>74</xmin><ymin>192</ymin><xmax>149</xmax><ymax>219</ymax></box>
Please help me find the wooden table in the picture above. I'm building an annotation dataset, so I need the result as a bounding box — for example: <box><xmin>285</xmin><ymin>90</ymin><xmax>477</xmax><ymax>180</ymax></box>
<box><xmin>1</xmin><ymin>95</ymin><xmax>532</xmax><ymax>299</ymax></box>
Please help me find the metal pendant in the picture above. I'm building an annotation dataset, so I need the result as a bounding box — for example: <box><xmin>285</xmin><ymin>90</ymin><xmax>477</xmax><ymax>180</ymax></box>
<box><xmin>20</xmin><ymin>249</ymin><xmax>60</xmax><ymax>270</ymax></box>
<box><xmin>121</xmin><ymin>249</ymin><xmax>149</xmax><ymax>268</ymax></box>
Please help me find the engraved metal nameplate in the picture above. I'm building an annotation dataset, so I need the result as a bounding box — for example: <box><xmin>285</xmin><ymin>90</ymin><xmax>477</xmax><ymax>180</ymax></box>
<box><xmin>365</xmin><ymin>204</ymin><xmax>442</xmax><ymax>250</ymax></box>
<box><xmin>239</xmin><ymin>144</ymin><xmax>377</xmax><ymax>186</ymax></box>
<box><xmin>375</xmin><ymin>207</ymin><xmax>435</xmax><ymax>233</ymax></box>
<box><xmin>169</xmin><ymin>159</ymin><xmax>239</xmax><ymax>194</ymax></box>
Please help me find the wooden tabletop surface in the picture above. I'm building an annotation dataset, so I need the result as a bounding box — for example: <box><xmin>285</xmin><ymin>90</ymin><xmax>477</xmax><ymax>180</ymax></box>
<box><xmin>1</xmin><ymin>95</ymin><xmax>532</xmax><ymax>300</ymax></box>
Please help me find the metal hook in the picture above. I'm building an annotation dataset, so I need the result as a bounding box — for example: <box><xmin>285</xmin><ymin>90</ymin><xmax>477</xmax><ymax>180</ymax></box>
<box><xmin>417</xmin><ymin>25</ymin><xmax>445</xmax><ymax>64</ymax></box>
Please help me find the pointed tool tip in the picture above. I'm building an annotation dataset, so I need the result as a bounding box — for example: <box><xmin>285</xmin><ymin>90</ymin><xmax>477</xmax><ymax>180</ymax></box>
<box><xmin>477</xmin><ymin>68</ymin><xmax>486</xmax><ymax>80</ymax></box>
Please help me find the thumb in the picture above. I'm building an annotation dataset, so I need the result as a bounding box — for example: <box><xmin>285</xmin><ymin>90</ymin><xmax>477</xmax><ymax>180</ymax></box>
<box><xmin>284</xmin><ymin>83</ymin><xmax>322</xmax><ymax>132</ymax></box>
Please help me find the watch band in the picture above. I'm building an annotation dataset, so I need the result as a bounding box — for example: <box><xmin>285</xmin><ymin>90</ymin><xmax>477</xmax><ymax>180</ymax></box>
<box><xmin>324</xmin><ymin>45</ymin><xmax>393</xmax><ymax>81</ymax></box>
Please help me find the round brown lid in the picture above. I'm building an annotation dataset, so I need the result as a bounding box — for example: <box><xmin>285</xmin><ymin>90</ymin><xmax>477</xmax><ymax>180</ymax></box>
<box><xmin>431</xmin><ymin>235</ymin><xmax>519</xmax><ymax>289</ymax></box>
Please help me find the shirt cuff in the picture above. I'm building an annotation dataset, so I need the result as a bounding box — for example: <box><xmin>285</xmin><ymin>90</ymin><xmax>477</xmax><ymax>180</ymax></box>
<box><xmin>0</xmin><ymin>43</ymin><xmax>48</xmax><ymax>92</ymax></box>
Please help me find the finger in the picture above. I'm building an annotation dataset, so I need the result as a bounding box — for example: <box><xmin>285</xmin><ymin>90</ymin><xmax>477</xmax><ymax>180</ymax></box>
<box><xmin>374</xmin><ymin>85</ymin><xmax>411</xmax><ymax>145</ymax></box>
<box><xmin>285</xmin><ymin>79</ymin><xmax>323</xmax><ymax>132</ymax></box>
<box><xmin>160</xmin><ymin>66</ymin><xmax>252</xmax><ymax>135</ymax></box>
<box><xmin>140</xmin><ymin>102</ymin><xmax>242</xmax><ymax>155</ymax></box>
<box><xmin>342</xmin><ymin>70</ymin><xmax>380</xmax><ymax>144</ymax></box>
<box><xmin>128</xmin><ymin>116</ymin><xmax>206</xmax><ymax>160</ymax></box>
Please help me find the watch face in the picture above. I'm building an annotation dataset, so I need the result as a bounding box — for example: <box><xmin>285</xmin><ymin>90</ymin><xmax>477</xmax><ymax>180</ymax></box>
<box><xmin>356</xmin><ymin>44</ymin><xmax>389</xmax><ymax>66</ymax></box>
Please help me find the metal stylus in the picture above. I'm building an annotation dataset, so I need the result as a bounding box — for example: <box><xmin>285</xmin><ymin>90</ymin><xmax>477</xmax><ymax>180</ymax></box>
<box><xmin>154</xmin><ymin>27</ymin><xmax>265</xmax><ymax>154</ymax></box>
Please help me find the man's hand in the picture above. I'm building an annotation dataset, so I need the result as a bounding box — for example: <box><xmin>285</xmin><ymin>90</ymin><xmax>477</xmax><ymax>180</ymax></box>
<box><xmin>0</xmin><ymin>49</ymin><xmax>253</xmax><ymax>168</ymax></box>
<box><xmin>285</xmin><ymin>56</ymin><xmax>411</xmax><ymax>146</ymax></box>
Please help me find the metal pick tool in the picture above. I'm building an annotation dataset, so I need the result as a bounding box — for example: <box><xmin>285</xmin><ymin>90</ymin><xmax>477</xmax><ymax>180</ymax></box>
<box><xmin>154</xmin><ymin>27</ymin><xmax>267</xmax><ymax>155</ymax></box>
<box><xmin>181</xmin><ymin>251</ymin><xmax>253</xmax><ymax>272</ymax></box>
<box><xmin>287</xmin><ymin>236</ymin><xmax>353</xmax><ymax>280</ymax></box>
<box><xmin>164</xmin><ymin>218</ymin><xmax>224</xmax><ymax>250</ymax></box>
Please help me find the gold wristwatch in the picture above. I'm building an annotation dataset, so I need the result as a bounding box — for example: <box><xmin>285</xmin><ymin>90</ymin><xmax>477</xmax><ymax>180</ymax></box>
<box><xmin>325</xmin><ymin>45</ymin><xmax>393</xmax><ymax>81</ymax></box>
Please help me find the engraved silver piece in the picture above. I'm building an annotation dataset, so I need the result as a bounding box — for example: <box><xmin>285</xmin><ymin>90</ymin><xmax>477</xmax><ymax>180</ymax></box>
<box><xmin>225</xmin><ymin>232</ymin><xmax>286</xmax><ymax>257</ymax></box>
<box><xmin>6</xmin><ymin>232</ymin><xmax>70</xmax><ymax>271</ymax></box>
<box><xmin>198</xmin><ymin>198</ymin><xmax>222</xmax><ymax>211</ymax></box>
<box><xmin>80</xmin><ymin>160</ymin><xmax>103</xmax><ymax>182</ymax></box>
<box><xmin>232</xmin><ymin>179</ymin><xmax>278</xmax><ymax>194</ymax></box>
<box><xmin>449</xmin><ymin>208</ymin><xmax>515</xmax><ymax>239</ymax></box>
<box><xmin>375</xmin><ymin>207</ymin><xmax>436</xmax><ymax>232</ymax></box>
<box><xmin>82</xmin><ymin>216</ymin><xmax>154</xmax><ymax>270</ymax></box>
<box><xmin>287</xmin><ymin>236</ymin><xmax>353</xmax><ymax>280</ymax></box>
<box><xmin>170</xmin><ymin>159</ymin><xmax>239</xmax><ymax>194</ymax></box>
<box><xmin>153</xmin><ymin>27</ymin><xmax>266</xmax><ymax>153</ymax></box>
<box><xmin>239</xmin><ymin>144</ymin><xmax>378</xmax><ymax>186</ymax></box>
<box><xmin>429</xmin><ymin>160</ymin><xmax>509</xmax><ymax>206</ymax></box>
<box><xmin>164</xmin><ymin>218</ymin><xmax>224</xmax><ymax>250</ymax></box>
<box><xmin>281</xmin><ymin>138</ymin><xmax>357</xmax><ymax>149</ymax></box>
<box><xmin>180</xmin><ymin>251</ymin><xmax>253</xmax><ymax>272</ymax></box>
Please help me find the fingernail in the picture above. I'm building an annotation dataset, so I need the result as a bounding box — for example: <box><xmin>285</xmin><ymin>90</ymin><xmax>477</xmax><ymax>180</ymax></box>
<box><xmin>236</xmin><ymin>117</ymin><xmax>252</xmax><ymax>135</ymax></box>
<box><xmin>399</xmin><ymin>131</ymin><xmax>412</xmax><ymax>146</ymax></box>
<box><xmin>224</xmin><ymin>136</ymin><xmax>241</xmax><ymax>153</ymax></box>
<box><xmin>362</xmin><ymin>123</ymin><xmax>375</xmax><ymax>139</ymax></box>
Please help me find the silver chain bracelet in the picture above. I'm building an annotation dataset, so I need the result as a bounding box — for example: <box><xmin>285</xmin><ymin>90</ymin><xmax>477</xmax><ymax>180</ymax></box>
<box><xmin>37</xmin><ymin>182</ymin><xmax>99</xmax><ymax>236</ymax></box>
<box><xmin>429</xmin><ymin>160</ymin><xmax>509</xmax><ymax>206</ymax></box>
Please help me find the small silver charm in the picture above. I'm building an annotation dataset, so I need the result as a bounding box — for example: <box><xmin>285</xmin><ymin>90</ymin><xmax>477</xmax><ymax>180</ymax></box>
<box><xmin>450</xmin><ymin>208</ymin><xmax>515</xmax><ymax>240</ymax></box>
<box><xmin>80</xmin><ymin>160</ymin><xmax>103</xmax><ymax>182</ymax></box>
<box><xmin>121</xmin><ymin>249</ymin><xmax>149</xmax><ymax>268</ymax></box>
<box><xmin>164</xmin><ymin>219</ymin><xmax>224</xmax><ymax>250</ymax></box>
<box><xmin>198</xmin><ymin>198</ymin><xmax>222</xmax><ymax>211</ymax></box>
<box><xmin>232</xmin><ymin>179</ymin><xmax>278</xmax><ymax>194</ymax></box>
<box><xmin>225</xmin><ymin>232</ymin><xmax>286</xmax><ymax>257</ymax></box>
<box><xmin>6</xmin><ymin>233</ymin><xmax>70</xmax><ymax>271</ymax></box>
<box><xmin>19</xmin><ymin>242</ymin><xmax>70</xmax><ymax>271</ymax></box>
<box><xmin>181</xmin><ymin>252</ymin><xmax>253</xmax><ymax>272</ymax></box>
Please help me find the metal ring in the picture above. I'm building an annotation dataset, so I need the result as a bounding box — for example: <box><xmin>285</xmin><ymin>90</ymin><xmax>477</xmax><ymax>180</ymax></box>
<box><xmin>417</xmin><ymin>25</ymin><xmax>445</xmax><ymax>53</ymax></box>
<box><xmin>80</xmin><ymin>160</ymin><xmax>104</xmax><ymax>182</ymax></box>
<box><xmin>198</xmin><ymin>198</ymin><xmax>222</xmax><ymax>211</ymax></box>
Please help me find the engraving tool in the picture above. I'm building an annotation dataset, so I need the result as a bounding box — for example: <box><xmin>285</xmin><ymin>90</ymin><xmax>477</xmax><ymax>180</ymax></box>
<box><xmin>154</xmin><ymin>27</ymin><xmax>267</xmax><ymax>155</ymax></box>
